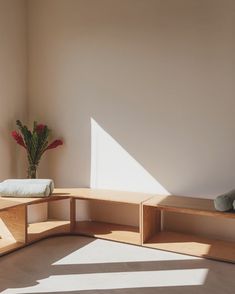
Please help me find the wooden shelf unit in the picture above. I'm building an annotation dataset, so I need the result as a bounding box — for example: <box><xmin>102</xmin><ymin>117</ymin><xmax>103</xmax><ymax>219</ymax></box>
<box><xmin>1</xmin><ymin>189</ymin><xmax>235</xmax><ymax>263</ymax></box>
<box><xmin>65</xmin><ymin>188</ymin><xmax>152</xmax><ymax>245</ymax></box>
<box><xmin>0</xmin><ymin>205</ymin><xmax>26</xmax><ymax>256</ymax></box>
<box><xmin>0</xmin><ymin>195</ymin><xmax>72</xmax><ymax>254</ymax></box>
<box><xmin>26</xmin><ymin>197</ymin><xmax>72</xmax><ymax>243</ymax></box>
<box><xmin>142</xmin><ymin>195</ymin><xmax>235</xmax><ymax>263</ymax></box>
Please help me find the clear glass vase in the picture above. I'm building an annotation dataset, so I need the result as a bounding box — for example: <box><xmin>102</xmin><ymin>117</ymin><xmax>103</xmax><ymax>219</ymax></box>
<box><xmin>28</xmin><ymin>164</ymin><xmax>37</xmax><ymax>179</ymax></box>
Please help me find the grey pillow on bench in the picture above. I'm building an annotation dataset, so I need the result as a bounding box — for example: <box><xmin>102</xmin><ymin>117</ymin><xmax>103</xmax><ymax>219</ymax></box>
<box><xmin>214</xmin><ymin>190</ymin><xmax>235</xmax><ymax>211</ymax></box>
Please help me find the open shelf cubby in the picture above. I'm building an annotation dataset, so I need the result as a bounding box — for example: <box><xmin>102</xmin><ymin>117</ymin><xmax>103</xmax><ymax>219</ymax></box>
<box><xmin>74</xmin><ymin>199</ymin><xmax>141</xmax><ymax>245</ymax></box>
<box><xmin>142</xmin><ymin>195</ymin><xmax>235</xmax><ymax>263</ymax></box>
<box><xmin>1</xmin><ymin>189</ymin><xmax>235</xmax><ymax>263</ymax></box>
<box><xmin>0</xmin><ymin>205</ymin><xmax>26</xmax><ymax>256</ymax></box>
<box><xmin>27</xmin><ymin>197</ymin><xmax>71</xmax><ymax>243</ymax></box>
<box><xmin>71</xmin><ymin>189</ymin><xmax>152</xmax><ymax>245</ymax></box>
<box><xmin>75</xmin><ymin>220</ymin><xmax>140</xmax><ymax>245</ymax></box>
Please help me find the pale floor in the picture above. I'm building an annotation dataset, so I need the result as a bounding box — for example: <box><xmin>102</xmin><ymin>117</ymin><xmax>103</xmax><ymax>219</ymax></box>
<box><xmin>0</xmin><ymin>236</ymin><xmax>234</xmax><ymax>294</ymax></box>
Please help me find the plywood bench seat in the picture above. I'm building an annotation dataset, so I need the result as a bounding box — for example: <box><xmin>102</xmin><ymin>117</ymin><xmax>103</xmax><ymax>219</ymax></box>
<box><xmin>142</xmin><ymin>195</ymin><xmax>235</xmax><ymax>263</ymax></box>
<box><xmin>0</xmin><ymin>189</ymin><xmax>235</xmax><ymax>263</ymax></box>
<box><xmin>144</xmin><ymin>195</ymin><xmax>235</xmax><ymax>219</ymax></box>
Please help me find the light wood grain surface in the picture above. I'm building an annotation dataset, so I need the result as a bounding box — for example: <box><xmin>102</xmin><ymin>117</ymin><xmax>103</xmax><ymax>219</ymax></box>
<box><xmin>144</xmin><ymin>195</ymin><xmax>235</xmax><ymax>219</ymax></box>
<box><xmin>27</xmin><ymin>219</ymin><xmax>71</xmax><ymax>243</ymax></box>
<box><xmin>75</xmin><ymin>221</ymin><xmax>141</xmax><ymax>245</ymax></box>
<box><xmin>144</xmin><ymin>231</ymin><xmax>235</xmax><ymax>263</ymax></box>
<box><xmin>54</xmin><ymin>188</ymin><xmax>152</xmax><ymax>204</ymax></box>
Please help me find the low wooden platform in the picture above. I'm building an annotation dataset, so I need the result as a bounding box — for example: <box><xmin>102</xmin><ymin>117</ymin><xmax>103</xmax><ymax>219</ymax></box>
<box><xmin>0</xmin><ymin>189</ymin><xmax>235</xmax><ymax>263</ymax></box>
<box><xmin>142</xmin><ymin>195</ymin><xmax>235</xmax><ymax>263</ymax></box>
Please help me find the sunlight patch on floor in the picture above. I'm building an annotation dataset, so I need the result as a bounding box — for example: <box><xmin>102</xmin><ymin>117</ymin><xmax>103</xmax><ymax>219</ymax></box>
<box><xmin>53</xmin><ymin>238</ymin><xmax>200</xmax><ymax>265</ymax></box>
<box><xmin>3</xmin><ymin>268</ymin><xmax>208</xmax><ymax>293</ymax></box>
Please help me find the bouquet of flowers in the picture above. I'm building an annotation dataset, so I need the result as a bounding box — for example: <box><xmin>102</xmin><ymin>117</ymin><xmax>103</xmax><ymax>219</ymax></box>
<box><xmin>12</xmin><ymin>120</ymin><xmax>63</xmax><ymax>178</ymax></box>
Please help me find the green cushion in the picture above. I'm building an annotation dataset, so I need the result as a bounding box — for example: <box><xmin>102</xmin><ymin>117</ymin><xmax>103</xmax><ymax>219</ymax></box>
<box><xmin>214</xmin><ymin>190</ymin><xmax>235</xmax><ymax>211</ymax></box>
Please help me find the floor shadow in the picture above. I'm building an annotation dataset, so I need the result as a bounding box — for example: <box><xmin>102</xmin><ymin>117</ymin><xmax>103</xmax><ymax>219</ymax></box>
<box><xmin>0</xmin><ymin>236</ymin><xmax>234</xmax><ymax>294</ymax></box>
<box><xmin>0</xmin><ymin>236</ymin><xmax>93</xmax><ymax>293</ymax></box>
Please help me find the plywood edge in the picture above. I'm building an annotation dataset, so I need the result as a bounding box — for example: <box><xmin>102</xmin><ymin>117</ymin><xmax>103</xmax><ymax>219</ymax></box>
<box><xmin>141</xmin><ymin>205</ymin><xmax>161</xmax><ymax>244</ymax></box>
<box><xmin>0</xmin><ymin>205</ymin><xmax>26</xmax><ymax>243</ymax></box>
<box><xmin>143</xmin><ymin>195</ymin><xmax>235</xmax><ymax>219</ymax></box>
<box><xmin>53</xmin><ymin>188</ymin><xmax>153</xmax><ymax>204</ymax></box>
<box><xmin>0</xmin><ymin>196</ymin><xmax>70</xmax><ymax>210</ymax></box>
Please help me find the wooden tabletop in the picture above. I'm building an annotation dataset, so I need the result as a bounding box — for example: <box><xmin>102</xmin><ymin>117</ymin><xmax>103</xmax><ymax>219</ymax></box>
<box><xmin>2</xmin><ymin>188</ymin><xmax>234</xmax><ymax>219</ymax></box>
<box><xmin>144</xmin><ymin>195</ymin><xmax>235</xmax><ymax>219</ymax></box>
<box><xmin>0</xmin><ymin>198</ymin><xmax>24</xmax><ymax>211</ymax></box>
<box><xmin>0</xmin><ymin>188</ymin><xmax>152</xmax><ymax>211</ymax></box>
<box><xmin>53</xmin><ymin>188</ymin><xmax>153</xmax><ymax>204</ymax></box>
<box><xmin>0</xmin><ymin>195</ymin><xmax>70</xmax><ymax>211</ymax></box>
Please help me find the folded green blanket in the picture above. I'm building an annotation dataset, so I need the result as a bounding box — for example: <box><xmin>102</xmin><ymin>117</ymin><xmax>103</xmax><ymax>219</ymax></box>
<box><xmin>2</xmin><ymin>179</ymin><xmax>54</xmax><ymax>194</ymax></box>
<box><xmin>0</xmin><ymin>182</ymin><xmax>51</xmax><ymax>197</ymax></box>
<box><xmin>214</xmin><ymin>190</ymin><xmax>235</xmax><ymax>211</ymax></box>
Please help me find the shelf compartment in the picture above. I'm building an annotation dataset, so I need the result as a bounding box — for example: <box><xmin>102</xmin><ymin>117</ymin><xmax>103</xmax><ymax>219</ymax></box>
<box><xmin>144</xmin><ymin>231</ymin><xmax>235</xmax><ymax>263</ymax></box>
<box><xmin>27</xmin><ymin>219</ymin><xmax>71</xmax><ymax>243</ymax></box>
<box><xmin>0</xmin><ymin>205</ymin><xmax>26</xmax><ymax>256</ymax></box>
<box><xmin>142</xmin><ymin>202</ymin><xmax>235</xmax><ymax>263</ymax></box>
<box><xmin>75</xmin><ymin>221</ymin><xmax>141</xmax><ymax>245</ymax></box>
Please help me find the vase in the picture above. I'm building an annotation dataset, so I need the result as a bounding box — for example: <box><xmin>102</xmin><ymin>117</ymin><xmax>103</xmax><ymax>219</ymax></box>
<box><xmin>28</xmin><ymin>164</ymin><xmax>38</xmax><ymax>179</ymax></box>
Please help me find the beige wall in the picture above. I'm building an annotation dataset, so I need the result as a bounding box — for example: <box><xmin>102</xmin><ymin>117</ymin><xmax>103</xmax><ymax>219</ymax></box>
<box><xmin>0</xmin><ymin>0</ymin><xmax>27</xmax><ymax>180</ymax></box>
<box><xmin>28</xmin><ymin>0</ymin><xmax>235</xmax><ymax>198</ymax></box>
<box><xmin>0</xmin><ymin>0</ymin><xmax>233</xmax><ymax>239</ymax></box>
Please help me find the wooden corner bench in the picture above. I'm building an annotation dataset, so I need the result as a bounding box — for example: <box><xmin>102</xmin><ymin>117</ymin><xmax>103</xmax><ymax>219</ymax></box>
<box><xmin>142</xmin><ymin>195</ymin><xmax>235</xmax><ymax>262</ymax></box>
<box><xmin>0</xmin><ymin>189</ymin><xmax>235</xmax><ymax>263</ymax></box>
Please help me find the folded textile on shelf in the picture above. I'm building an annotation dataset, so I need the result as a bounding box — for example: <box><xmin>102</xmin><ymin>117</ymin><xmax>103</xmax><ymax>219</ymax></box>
<box><xmin>0</xmin><ymin>179</ymin><xmax>54</xmax><ymax>197</ymax></box>
<box><xmin>2</xmin><ymin>179</ymin><xmax>54</xmax><ymax>194</ymax></box>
